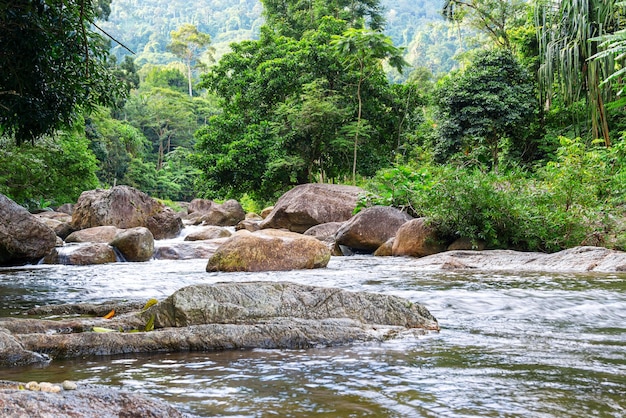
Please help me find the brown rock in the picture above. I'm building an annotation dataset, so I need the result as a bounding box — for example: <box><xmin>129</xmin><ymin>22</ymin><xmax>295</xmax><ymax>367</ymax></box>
<box><xmin>392</xmin><ymin>217</ymin><xmax>446</xmax><ymax>257</ymax></box>
<box><xmin>260</xmin><ymin>184</ymin><xmax>365</xmax><ymax>233</ymax></box>
<box><xmin>0</xmin><ymin>193</ymin><xmax>57</xmax><ymax>266</ymax></box>
<box><xmin>110</xmin><ymin>227</ymin><xmax>155</xmax><ymax>262</ymax></box>
<box><xmin>335</xmin><ymin>206</ymin><xmax>413</xmax><ymax>253</ymax></box>
<box><xmin>43</xmin><ymin>243</ymin><xmax>117</xmax><ymax>265</ymax></box>
<box><xmin>70</xmin><ymin>186</ymin><xmax>182</xmax><ymax>240</ymax></box>
<box><xmin>206</xmin><ymin>230</ymin><xmax>331</xmax><ymax>272</ymax></box>
<box><xmin>183</xmin><ymin>226</ymin><xmax>232</xmax><ymax>241</ymax></box>
<box><xmin>0</xmin><ymin>382</ymin><xmax>187</xmax><ymax>417</ymax></box>
<box><xmin>199</xmin><ymin>199</ymin><xmax>246</xmax><ymax>226</ymax></box>
<box><xmin>65</xmin><ymin>226</ymin><xmax>121</xmax><ymax>243</ymax></box>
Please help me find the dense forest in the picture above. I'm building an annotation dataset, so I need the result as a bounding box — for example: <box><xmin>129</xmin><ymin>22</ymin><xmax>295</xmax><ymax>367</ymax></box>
<box><xmin>1</xmin><ymin>0</ymin><xmax>625</xmax><ymax>252</ymax></box>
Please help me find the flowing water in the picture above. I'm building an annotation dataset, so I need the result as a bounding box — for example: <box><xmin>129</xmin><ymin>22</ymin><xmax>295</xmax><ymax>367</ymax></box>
<box><xmin>1</xmin><ymin>255</ymin><xmax>625</xmax><ymax>417</ymax></box>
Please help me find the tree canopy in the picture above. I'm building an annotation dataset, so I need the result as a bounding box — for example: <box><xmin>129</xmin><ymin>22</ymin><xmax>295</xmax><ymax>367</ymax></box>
<box><xmin>0</xmin><ymin>0</ymin><xmax>126</xmax><ymax>145</ymax></box>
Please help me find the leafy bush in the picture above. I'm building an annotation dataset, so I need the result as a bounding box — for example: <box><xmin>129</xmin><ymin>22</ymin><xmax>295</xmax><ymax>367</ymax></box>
<box><xmin>362</xmin><ymin>137</ymin><xmax>625</xmax><ymax>252</ymax></box>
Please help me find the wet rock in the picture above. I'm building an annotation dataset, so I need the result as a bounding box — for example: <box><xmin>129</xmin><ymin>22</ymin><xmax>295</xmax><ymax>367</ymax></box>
<box><xmin>0</xmin><ymin>381</ymin><xmax>189</xmax><ymax>417</ymax></box>
<box><xmin>392</xmin><ymin>217</ymin><xmax>446</xmax><ymax>257</ymax></box>
<box><xmin>110</xmin><ymin>227</ymin><xmax>154</xmax><ymax>262</ymax></box>
<box><xmin>183</xmin><ymin>226</ymin><xmax>232</xmax><ymax>241</ymax></box>
<box><xmin>43</xmin><ymin>243</ymin><xmax>117</xmax><ymax>265</ymax></box>
<box><xmin>71</xmin><ymin>186</ymin><xmax>182</xmax><ymax>239</ymax></box>
<box><xmin>143</xmin><ymin>282</ymin><xmax>440</xmax><ymax>330</ymax></box>
<box><xmin>65</xmin><ymin>226</ymin><xmax>121</xmax><ymax>243</ymax></box>
<box><xmin>335</xmin><ymin>206</ymin><xmax>413</xmax><ymax>253</ymax></box>
<box><xmin>0</xmin><ymin>193</ymin><xmax>57</xmax><ymax>266</ymax></box>
<box><xmin>153</xmin><ymin>241</ymin><xmax>224</xmax><ymax>260</ymax></box>
<box><xmin>26</xmin><ymin>301</ymin><xmax>145</xmax><ymax>317</ymax></box>
<box><xmin>206</xmin><ymin>230</ymin><xmax>331</xmax><ymax>272</ymax></box>
<box><xmin>0</xmin><ymin>330</ymin><xmax>49</xmax><ymax>367</ymax></box>
<box><xmin>409</xmin><ymin>246</ymin><xmax>626</xmax><ymax>273</ymax></box>
<box><xmin>260</xmin><ymin>184</ymin><xmax>365</xmax><ymax>233</ymax></box>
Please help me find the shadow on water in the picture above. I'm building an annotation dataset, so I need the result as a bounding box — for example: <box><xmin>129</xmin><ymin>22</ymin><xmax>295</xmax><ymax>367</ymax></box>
<box><xmin>1</xmin><ymin>256</ymin><xmax>626</xmax><ymax>417</ymax></box>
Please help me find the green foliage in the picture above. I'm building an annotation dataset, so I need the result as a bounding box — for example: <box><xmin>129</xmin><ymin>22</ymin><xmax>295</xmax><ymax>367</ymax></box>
<box><xmin>362</xmin><ymin>136</ymin><xmax>625</xmax><ymax>251</ymax></box>
<box><xmin>0</xmin><ymin>0</ymin><xmax>126</xmax><ymax>145</ymax></box>
<box><xmin>434</xmin><ymin>48</ymin><xmax>537</xmax><ymax>169</ymax></box>
<box><xmin>0</xmin><ymin>128</ymin><xmax>99</xmax><ymax>208</ymax></box>
<box><xmin>194</xmin><ymin>13</ymin><xmax>407</xmax><ymax>200</ymax></box>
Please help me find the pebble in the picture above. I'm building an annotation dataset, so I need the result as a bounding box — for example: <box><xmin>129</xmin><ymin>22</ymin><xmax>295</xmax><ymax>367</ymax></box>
<box><xmin>25</xmin><ymin>381</ymin><xmax>40</xmax><ymax>391</ymax></box>
<box><xmin>39</xmin><ymin>382</ymin><xmax>61</xmax><ymax>393</ymax></box>
<box><xmin>62</xmin><ymin>380</ymin><xmax>78</xmax><ymax>390</ymax></box>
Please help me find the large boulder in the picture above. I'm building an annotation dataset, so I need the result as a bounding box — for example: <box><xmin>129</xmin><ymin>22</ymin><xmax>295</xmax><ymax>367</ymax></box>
<box><xmin>70</xmin><ymin>186</ymin><xmax>183</xmax><ymax>239</ymax></box>
<box><xmin>0</xmin><ymin>193</ymin><xmax>57</xmax><ymax>266</ymax></box>
<box><xmin>206</xmin><ymin>230</ymin><xmax>331</xmax><ymax>272</ymax></box>
<box><xmin>43</xmin><ymin>243</ymin><xmax>117</xmax><ymax>265</ymax></box>
<box><xmin>1</xmin><ymin>283</ymin><xmax>438</xmax><ymax>362</ymax></box>
<box><xmin>335</xmin><ymin>206</ymin><xmax>413</xmax><ymax>253</ymax></box>
<box><xmin>65</xmin><ymin>226</ymin><xmax>121</xmax><ymax>243</ymax></box>
<box><xmin>0</xmin><ymin>381</ymin><xmax>187</xmax><ymax>417</ymax></box>
<box><xmin>34</xmin><ymin>216</ymin><xmax>74</xmax><ymax>240</ymax></box>
<box><xmin>392</xmin><ymin>217</ymin><xmax>446</xmax><ymax>257</ymax></box>
<box><xmin>110</xmin><ymin>227</ymin><xmax>154</xmax><ymax>262</ymax></box>
<box><xmin>143</xmin><ymin>281</ymin><xmax>440</xmax><ymax>331</ymax></box>
<box><xmin>260</xmin><ymin>184</ymin><xmax>365</xmax><ymax>233</ymax></box>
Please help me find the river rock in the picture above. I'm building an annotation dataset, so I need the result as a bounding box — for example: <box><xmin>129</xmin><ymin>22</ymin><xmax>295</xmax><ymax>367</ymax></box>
<box><xmin>34</xmin><ymin>211</ymin><xmax>72</xmax><ymax>223</ymax></box>
<box><xmin>0</xmin><ymin>193</ymin><xmax>57</xmax><ymax>266</ymax></box>
<box><xmin>154</xmin><ymin>240</ymin><xmax>224</xmax><ymax>260</ymax></box>
<box><xmin>2</xmin><ymin>283</ymin><xmax>438</xmax><ymax>362</ymax></box>
<box><xmin>408</xmin><ymin>246</ymin><xmax>626</xmax><ymax>272</ymax></box>
<box><xmin>392</xmin><ymin>217</ymin><xmax>446</xmax><ymax>257</ymax></box>
<box><xmin>206</xmin><ymin>230</ymin><xmax>331</xmax><ymax>272</ymax></box>
<box><xmin>0</xmin><ymin>330</ymin><xmax>49</xmax><ymax>367</ymax></box>
<box><xmin>65</xmin><ymin>225</ymin><xmax>121</xmax><ymax>243</ymax></box>
<box><xmin>110</xmin><ymin>227</ymin><xmax>154</xmax><ymax>262</ymax></box>
<box><xmin>55</xmin><ymin>203</ymin><xmax>74</xmax><ymax>215</ymax></box>
<box><xmin>187</xmin><ymin>198</ymin><xmax>215</xmax><ymax>214</ymax></box>
<box><xmin>184</xmin><ymin>226</ymin><xmax>232</xmax><ymax>241</ymax></box>
<box><xmin>35</xmin><ymin>216</ymin><xmax>74</xmax><ymax>240</ymax></box>
<box><xmin>143</xmin><ymin>282</ymin><xmax>440</xmax><ymax>330</ymax></box>
<box><xmin>0</xmin><ymin>381</ymin><xmax>188</xmax><ymax>417</ymax></box>
<box><xmin>260</xmin><ymin>206</ymin><xmax>274</xmax><ymax>218</ymax></box>
<box><xmin>374</xmin><ymin>238</ymin><xmax>394</xmax><ymax>256</ymax></box>
<box><xmin>200</xmin><ymin>199</ymin><xmax>246</xmax><ymax>227</ymax></box>
<box><xmin>70</xmin><ymin>186</ymin><xmax>183</xmax><ymax>239</ymax></box>
<box><xmin>335</xmin><ymin>206</ymin><xmax>413</xmax><ymax>254</ymax></box>
<box><xmin>234</xmin><ymin>219</ymin><xmax>262</xmax><ymax>232</ymax></box>
<box><xmin>42</xmin><ymin>243</ymin><xmax>117</xmax><ymax>265</ymax></box>
<box><xmin>260</xmin><ymin>184</ymin><xmax>365</xmax><ymax>233</ymax></box>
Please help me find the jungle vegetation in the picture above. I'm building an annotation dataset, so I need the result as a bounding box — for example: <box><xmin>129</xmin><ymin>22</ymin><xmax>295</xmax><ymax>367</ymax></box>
<box><xmin>1</xmin><ymin>0</ymin><xmax>625</xmax><ymax>251</ymax></box>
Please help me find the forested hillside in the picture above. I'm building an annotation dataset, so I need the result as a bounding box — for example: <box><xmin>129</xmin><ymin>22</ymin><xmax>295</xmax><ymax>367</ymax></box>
<box><xmin>100</xmin><ymin>0</ymin><xmax>453</xmax><ymax>74</ymax></box>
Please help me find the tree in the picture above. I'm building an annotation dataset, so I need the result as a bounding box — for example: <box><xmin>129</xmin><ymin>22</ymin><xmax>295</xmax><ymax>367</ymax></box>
<box><xmin>167</xmin><ymin>24</ymin><xmax>214</xmax><ymax>97</ymax></box>
<box><xmin>331</xmin><ymin>28</ymin><xmax>407</xmax><ymax>183</ymax></box>
<box><xmin>537</xmin><ymin>0</ymin><xmax>619</xmax><ymax>146</ymax></box>
<box><xmin>0</xmin><ymin>0</ymin><xmax>126</xmax><ymax>145</ymax></box>
<box><xmin>442</xmin><ymin>0</ymin><xmax>528</xmax><ymax>49</ymax></box>
<box><xmin>434</xmin><ymin>48</ymin><xmax>536</xmax><ymax>170</ymax></box>
<box><xmin>261</xmin><ymin>0</ymin><xmax>385</xmax><ymax>39</ymax></box>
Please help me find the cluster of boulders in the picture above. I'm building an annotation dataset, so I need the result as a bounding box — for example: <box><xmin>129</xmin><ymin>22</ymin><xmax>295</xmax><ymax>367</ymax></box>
<box><xmin>3</xmin><ymin>182</ymin><xmax>626</xmax><ymax>271</ymax></box>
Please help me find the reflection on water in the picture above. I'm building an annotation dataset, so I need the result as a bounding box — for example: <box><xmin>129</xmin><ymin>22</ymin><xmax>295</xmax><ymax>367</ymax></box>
<box><xmin>1</xmin><ymin>256</ymin><xmax>626</xmax><ymax>417</ymax></box>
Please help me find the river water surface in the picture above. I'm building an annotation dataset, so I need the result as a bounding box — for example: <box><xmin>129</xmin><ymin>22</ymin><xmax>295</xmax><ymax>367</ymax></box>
<box><xmin>1</xmin><ymin>255</ymin><xmax>625</xmax><ymax>417</ymax></box>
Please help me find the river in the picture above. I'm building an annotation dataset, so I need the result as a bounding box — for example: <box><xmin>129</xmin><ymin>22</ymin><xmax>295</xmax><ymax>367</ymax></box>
<box><xmin>1</xmin><ymin>255</ymin><xmax>625</xmax><ymax>417</ymax></box>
